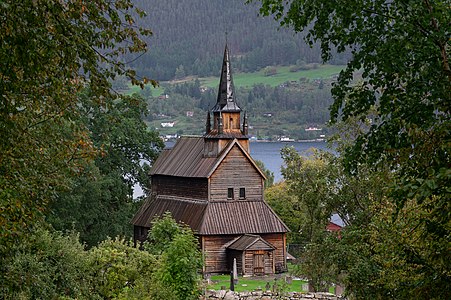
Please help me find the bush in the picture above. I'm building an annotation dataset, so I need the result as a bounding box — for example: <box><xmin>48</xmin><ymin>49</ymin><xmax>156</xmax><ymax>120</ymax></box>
<box><xmin>88</xmin><ymin>237</ymin><xmax>157</xmax><ymax>299</ymax></box>
<box><xmin>0</xmin><ymin>227</ymin><xmax>92</xmax><ymax>299</ymax></box>
<box><xmin>145</xmin><ymin>212</ymin><xmax>203</xmax><ymax>300</ymax></box>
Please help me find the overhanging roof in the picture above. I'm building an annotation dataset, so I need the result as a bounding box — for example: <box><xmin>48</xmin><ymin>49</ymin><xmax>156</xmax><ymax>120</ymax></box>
<box><xmin>150</xmin><ymin>136</ymin><xmax>266</xmax><ymax>180</ymax></box>
<box><xmin>227</xmin><ymin>234</ymin><xmax>276</xmax><ymax>251</ymax></box>
<box><xmin>132</xmin><ymin>196</ymin><xmax>289</xmax><ymax>235</ymax></box>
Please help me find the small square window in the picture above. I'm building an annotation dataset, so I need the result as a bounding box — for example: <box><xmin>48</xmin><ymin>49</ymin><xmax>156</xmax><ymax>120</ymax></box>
<box><xmin>228</xmin><ymin>188</ymin><xmax>234</xmax><ymax>199</ymax></box>
<box><xmin>239</xmin><ymin>188</ymin><xmax>246</xmax><ymax>199</ymax></box>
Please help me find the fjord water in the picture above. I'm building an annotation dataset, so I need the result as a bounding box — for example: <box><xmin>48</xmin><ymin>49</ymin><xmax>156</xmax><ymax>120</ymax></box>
<box><xmin>249</xmin><ymin>141</ymin><xmax>331</xmax><ymax>182</ymax></box>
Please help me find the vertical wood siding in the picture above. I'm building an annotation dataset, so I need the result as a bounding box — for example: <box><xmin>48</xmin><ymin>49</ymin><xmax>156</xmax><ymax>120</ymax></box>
<box><xmin>203</xmin><ymin>234</ymin><xmax>286</xmax><ymax>274</ymax></box>
<box><xmin>261</xmin><ymin>233</ymin><xmax>287</xmax><ymax>273</ymax></box>
<box><xmin>210</xmin><ymin>145</ymin><xmax>263</xmax><ymax>201</ymax></box>
<box><xmin>203</xmin><ymin>235</ymin><xmax>240</xmax><ymax>273</ymax></box>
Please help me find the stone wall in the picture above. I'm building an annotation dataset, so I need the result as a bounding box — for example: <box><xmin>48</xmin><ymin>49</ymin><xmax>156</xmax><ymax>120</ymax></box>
<box><xmin>202</xmin><ymin>290</ymin><xmax>345</xmax><ymax>300</ymax></box>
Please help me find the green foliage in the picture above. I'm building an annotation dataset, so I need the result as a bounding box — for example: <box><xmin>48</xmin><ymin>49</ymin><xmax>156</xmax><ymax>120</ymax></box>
<box><xmin>0</xmin><ymin>227</ymin><xmax>92</xmax><ymax>299</ymax></box>
<box><xmin>252</xmin><ymin>0</ymin><xmax>450</xmax><ymax>227</ymax></box>
<box><xmin>0</xmin><ymin>0</ymin><xmax>152</xmax><ymax>252</ymax></box>
<box><xmin>88</xmin><ymin>237</ymin><xmax>157</xmax><ymax>299</ymax></box>
<box><xmin>265</xmin><ymin>182</ymin><xmax>303</xmax><ymax>243</ymax></box>
<box><xmin>253</xmin><ymin>0</ymin><xmax>450</xmax><ymax>298</ymax></box>
<box><xmin>255</xmin><ymin>160</ymin><xmax>275</xmax><ymax>188</ymax></box>
<box><xmin>145</xmin><ymin>212</ymin><xmax>203</xmax><ymax>300</ymax></box>
<box><xmin>47</xmin><ymin>90</ymin><xmax>164</xmax><ymax>247</ymax></box>
<box><xmin>280</xmin><ymin>147</ymin><xmax>334</xmax><ymax>242</ymax></box>
<box><xmin>146</xmin><ymin>212</ymin><xmax>187</xmax><ymax>255</ymax></box>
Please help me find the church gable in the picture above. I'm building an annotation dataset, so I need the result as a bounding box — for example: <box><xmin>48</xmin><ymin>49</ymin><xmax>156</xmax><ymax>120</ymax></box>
<box><xmin>209</xmin><ymin>143</ymin><xmax>263</xmax><ymax>201</ymax></box>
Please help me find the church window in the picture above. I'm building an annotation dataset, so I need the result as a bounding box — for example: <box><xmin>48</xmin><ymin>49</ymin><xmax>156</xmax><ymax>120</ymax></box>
<box><xmin>227</xmin><ymin>188</ymin><xmax>234</xmax><ymax>199</ymax></box>
<box><xmin>229</xmin><ymin>118</ymin><xmax>233</xmax><ymax>129</ymax></box>
<box><xmin>239</xmin><ymin>188</ymin><xmax>246</xmax><ymax>199</ymax></box>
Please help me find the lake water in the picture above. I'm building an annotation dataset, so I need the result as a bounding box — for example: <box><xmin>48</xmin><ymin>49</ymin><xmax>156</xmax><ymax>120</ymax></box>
<box><xmin>133</xmin><ymin>140</ymin><xmax>332</xmax><ymax>198</ymax></box>
<box><xmin>249</xmin><ymin>141</ymin><xmax>331</xmax><ymax>182</ymax></box>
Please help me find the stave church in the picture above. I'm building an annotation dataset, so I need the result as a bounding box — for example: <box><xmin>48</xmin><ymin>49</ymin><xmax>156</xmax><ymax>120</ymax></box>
<box><xmin>132</xmin><ymin>45</ymin><xmax>289</xmax><ymax>276</ymax></box>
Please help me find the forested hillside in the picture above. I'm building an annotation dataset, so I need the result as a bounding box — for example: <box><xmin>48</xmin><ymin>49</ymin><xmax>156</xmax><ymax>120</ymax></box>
<box><xmin>130</xmin><ymin>0</ymin><xmax>349</xmax><ymax>80</ymax></box>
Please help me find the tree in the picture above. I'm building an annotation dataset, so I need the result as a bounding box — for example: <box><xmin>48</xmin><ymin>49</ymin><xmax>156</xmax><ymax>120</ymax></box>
<box><xmin>255</xmin><ymin>159</ymin><xmax>275</xmax><ymax>188</ymax></box>
<box><xmin>0</xmin><ymin>0</ymin><xmax>154</xmax><ymax>250</ymax></box>
<box><xmin>251</xmin><ymin>1</ymin><xmax>450</xmax><ymax>297</ymax></box>
<box><xmin>47</xmin><ymin>90</ymin><xmax>164</xmax><ymax>247</ymax></box>
<box><xmin>145</xmin><ymin>212</ymin><xmax>202</xmax><ymax>300</ymax></box>
<box><xmin>250</xmin><ymin>0</ymin><xmax>450</xmax><ymax>207</ymax></box>
<box><xmin>265</xmin><ymin>182</ymin><xmax>303</xmax><ymax>243</ymax></box>
<box><xmin>88</xmin><ymin>237</ymin><xmax>157</xmax><ymax>299</ymax></box>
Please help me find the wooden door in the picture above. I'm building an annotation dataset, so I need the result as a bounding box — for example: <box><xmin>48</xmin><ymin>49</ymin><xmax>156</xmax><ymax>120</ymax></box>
<box><xmin>253</xmin><ymin>253</ymin><xmax>265</xmax><ymax>275</ymax></box>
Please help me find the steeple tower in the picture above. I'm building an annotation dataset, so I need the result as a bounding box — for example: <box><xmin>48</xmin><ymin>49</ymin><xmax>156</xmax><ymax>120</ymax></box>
<box><xmin>204</xmin><ymin>44</ymin><xmax>249</xmax><ymax>157</ymax></box>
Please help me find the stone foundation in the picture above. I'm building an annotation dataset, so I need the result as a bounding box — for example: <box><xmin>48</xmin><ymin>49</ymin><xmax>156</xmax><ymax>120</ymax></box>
<box><xmin>201</xmin><ymin>290</ymin><xmax>344</xmax><ymax>300</ymax></box>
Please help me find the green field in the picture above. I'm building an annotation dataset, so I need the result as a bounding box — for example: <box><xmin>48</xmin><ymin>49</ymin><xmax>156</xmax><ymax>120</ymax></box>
<box><xmin>200</xmin><ymin>64</ymin><xmax>344</xmax><ymax>89</ymax></box>
<box><xmin>207</xmin><ymin>275</ymin><xmax>307</xmax><ymax>293</ymax></box>
<box><xmin>124</xmin><ymin>64</ymin><xmax>344</xmax><ymax>96</ymax></box>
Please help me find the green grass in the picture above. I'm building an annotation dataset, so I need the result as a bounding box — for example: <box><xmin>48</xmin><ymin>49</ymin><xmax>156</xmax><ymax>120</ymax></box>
<box><xmin>207</xmin><ymin>275</ymin><xmax>307</xmax><ymax>293</ymax></box>
<box><xmin>120</xmin><ymin>64</ymin><xmax>344</xmax><ymax>96</ymax></box>
<box><xmin>200</xmin><ymin>64</ymin><xmax>344</xmax><ymax>89</ymax></box>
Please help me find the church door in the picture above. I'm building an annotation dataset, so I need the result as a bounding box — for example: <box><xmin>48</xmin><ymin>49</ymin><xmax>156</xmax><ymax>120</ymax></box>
<box><xmin>253</xmin><ymin>251</ymin><xmax>265</xmax><ymax>275</ymax></box>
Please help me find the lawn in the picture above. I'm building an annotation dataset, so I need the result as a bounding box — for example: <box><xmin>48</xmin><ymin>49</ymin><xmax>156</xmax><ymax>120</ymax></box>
<box><xmin>207</xmin><ymin>274</ymin><xmax>307</xmax><ymax>293</ymax></box>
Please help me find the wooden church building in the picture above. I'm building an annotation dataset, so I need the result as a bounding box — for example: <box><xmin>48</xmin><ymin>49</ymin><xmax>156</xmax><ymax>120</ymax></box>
<box><xmin>132</xmin><ymin>45</ymin><xmax>289</xmax><ymax>276</ymax></box>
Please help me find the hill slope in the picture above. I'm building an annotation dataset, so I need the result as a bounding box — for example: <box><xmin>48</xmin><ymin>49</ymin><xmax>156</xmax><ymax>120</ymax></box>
<box><xmin>130</xmin><ymin>0</ymin><xmax>349</xmax><ymax>80</ymax></box>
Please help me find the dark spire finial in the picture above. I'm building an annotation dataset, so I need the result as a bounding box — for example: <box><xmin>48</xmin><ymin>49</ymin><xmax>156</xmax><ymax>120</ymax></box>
<box><xmin>206</xmin><ymin>111</ymin><xmax>211</xmax><ymax>134</ymax></box>
<box><xmin>211</xmin><ymin>43</ymin><xmax>240</xmax><ymax>113</ymax></box>
<box><xmin>242</xmin><ymin>111</ymin><xmax>248</xmax><ymax>135</ymax></box>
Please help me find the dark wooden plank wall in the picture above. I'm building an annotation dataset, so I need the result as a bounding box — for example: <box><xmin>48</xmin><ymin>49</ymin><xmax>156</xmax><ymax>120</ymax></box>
<box><xmin>133</xmin><ymin>225</ymin><xmax>149</xmax><ymax>245</ymax></box>
<box><xmin>261</xmin><ymin>233</ymin><xmax>287</xmax><ymax>273</ymax></box>
<box><xmin>210</xmin><ymin>145</ymin><xmax>263</xmax><ymax>201</ymax></box>
<box><xmin>152</xmin><ymin>175</ymin><xmax>208</xmax><ymax>199</ymax></box>
<box><xmin>203</xmin><ymin>235</ymin><xmax>240</xmax><ymax>273</ymax></box>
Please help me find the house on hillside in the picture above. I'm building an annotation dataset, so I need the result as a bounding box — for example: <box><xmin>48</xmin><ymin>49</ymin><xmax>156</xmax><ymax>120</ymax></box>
<box><xmin>132</xmin><ymin>45</ymin><xmax>289</xmax><ymax>276</ymax></box>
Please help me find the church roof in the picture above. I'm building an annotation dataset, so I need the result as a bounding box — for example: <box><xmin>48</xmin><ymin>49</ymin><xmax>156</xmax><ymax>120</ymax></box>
<box><xmin>132</xmin><ymin>196</ymin><xmax>289</xmax><ymax>235</ymax></box>
<box><xmin>150</xmin><ymin>136</ymin><xmax>265</xmax><ymax>179</ymax></box>
<box><xmin>131</xmin><ymin>195</ymin><xmax>207</xmax><ymax>230</ymax></box>
<box><xmin>211</xmin><ymin>44</ymin><xmax>241</xmax><ymax>113</ymax></box>
<box><xmin>227</xmin><ymin>234</ymin><xmax>276</xmax><ymax>251</ymax></box>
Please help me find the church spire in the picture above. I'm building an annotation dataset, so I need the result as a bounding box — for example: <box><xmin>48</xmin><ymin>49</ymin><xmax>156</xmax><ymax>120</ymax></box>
<box><xmin>203</xmin><ymin>44</ymin><xmax>249</xmax><ymax>157</ymax></box>
<box><xmin>211</xmin><ymin>44</ymin><xmax>240</xmax><ymax>112</ymax></box>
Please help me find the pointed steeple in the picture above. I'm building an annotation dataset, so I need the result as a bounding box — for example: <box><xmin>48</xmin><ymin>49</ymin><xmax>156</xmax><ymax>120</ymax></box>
<box><xmin>203</xmin><ymin>44</ymin><xmax>249</xmax><ymax>157</ymax></box>
<box><xmin>211</xmin><ymin>44</ymin><xmax>241</xmax><ymax>112</ymax></box>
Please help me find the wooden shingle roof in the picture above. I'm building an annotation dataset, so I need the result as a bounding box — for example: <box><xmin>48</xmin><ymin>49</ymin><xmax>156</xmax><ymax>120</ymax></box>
<box><xmin>150</xmin><ymin>137</ymin><xmax>217</xmax><ymax>178</ymax></box>
<box><xmin>132</xmin><ymin>195</ymin><xmax>288</xmax><ymax>235</ymax></box>
<box><xmin>150</xmin><ymin>136</ymin><xmax>266</xmax><ymax>179</ymax></box>
<box><xmin>200</xmin><ymin>200</ymin><xmax>288</xmax><ymax>235</ymax></box>
<box><xmin>227</xmin><ymin>234</ymin><xmax>276</xmax><ymax>251</ymax></box>
<box><xmin>131</xmin><ymin>195</ymin><xmax>207</xmax><ymax>230</ymax></box>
